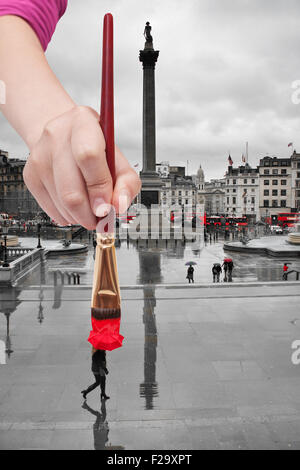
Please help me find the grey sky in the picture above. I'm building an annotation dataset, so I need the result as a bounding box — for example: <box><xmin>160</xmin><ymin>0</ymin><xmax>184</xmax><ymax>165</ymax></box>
<box><xmin>1</xmin><ymin>0</ymin><xmax>300</xmax><ymax>180</ymax></box>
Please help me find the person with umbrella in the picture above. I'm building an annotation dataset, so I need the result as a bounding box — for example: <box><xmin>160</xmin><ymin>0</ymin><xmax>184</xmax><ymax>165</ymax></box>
<box><xmin>81</xmin><ymin>348</ymin><xmax>110</xmax><ymax>401</ymax></box>
<box><xmin>283</xmin><ymin>262</ymin><xmax>291</xmax><ymax>281</ymax></box>
<box><xmin>227</xmin><ymin>259</ymin><xmax>234</xmax><ymax>281</ymax></box>
<box><xmin>186</xmin><ymin>261</ymin><xmax>196</xmax><ymax>283</ymax></box>
<box><xmin>212</xmin><ymin>263</ymin><xmax>222</xmax><ymax>283</ymax></box>
<box><xmin>222</xmin><ymin>258</ymin><xmax>232</xmax><ymax>282</ymax></box>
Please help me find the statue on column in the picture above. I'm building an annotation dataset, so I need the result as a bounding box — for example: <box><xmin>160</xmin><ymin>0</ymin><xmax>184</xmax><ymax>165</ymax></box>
<box><xmin>144</xmin><ymin>22</ymin><xmax>153</xmax><ymax>46</ymax></box>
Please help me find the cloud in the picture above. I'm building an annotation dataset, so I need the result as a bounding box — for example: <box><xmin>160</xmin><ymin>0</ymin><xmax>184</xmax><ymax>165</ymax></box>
<box><xmin>1</xmin><ymin>0</ymin><xmax>300</xmax><ymax>180</ymax></box>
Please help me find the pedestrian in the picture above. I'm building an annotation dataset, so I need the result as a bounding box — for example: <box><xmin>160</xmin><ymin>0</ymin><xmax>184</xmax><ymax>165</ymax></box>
<box><xmin>81</xmin><ymin>348</ymin><xmax>109</xmax><ymax>401</ymax></box>
<box><xmin>212</xmin><ymin>263</ymin><xmax>222</xmax><ymax>283</ymax></box>
<box><xmin>227</xmin><ymin>260</ymin><xmax>234</xmax><ymax>281</ymax></box>
<box><xmin>283</xmin><ymin>263</ymin><xmax>289</xmax><ymax>281</ymax></box>
<box><xmin>222</xmin><ymin>260</ymin><xmax>228</xmax><ymax>281</ymax></box>
<box><xmin>186</xmin><ymin>265</ymin><xmax>194</xmax><ymax>283</ymax></box>
<box><xmin>0</xmin><ymin>2</ymin><xmax>140</xmax><ymax>229</ymax></box>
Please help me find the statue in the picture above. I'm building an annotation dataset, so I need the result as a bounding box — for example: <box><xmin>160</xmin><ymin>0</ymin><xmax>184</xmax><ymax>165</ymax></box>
<box><xmin>144</xmin><ymin>22</ymin><xmax>153</xmax><ymax>45</ymax></box>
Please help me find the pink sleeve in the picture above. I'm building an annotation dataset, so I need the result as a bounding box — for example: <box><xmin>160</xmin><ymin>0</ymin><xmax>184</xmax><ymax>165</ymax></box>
<box><xmin>0</xmin><ymin>0</ymin><xmax>68</xmax><ymax>50</ymax></box>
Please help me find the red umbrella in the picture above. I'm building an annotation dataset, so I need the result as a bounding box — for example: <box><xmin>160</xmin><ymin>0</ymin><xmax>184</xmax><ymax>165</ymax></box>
<box><xmin>224</xmin><ymin>258</ymin><xmax>232</xmax><ymax>263</ymax></box>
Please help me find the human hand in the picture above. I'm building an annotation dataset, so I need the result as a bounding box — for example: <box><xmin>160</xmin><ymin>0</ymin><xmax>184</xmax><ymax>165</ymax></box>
<box><xmin>23</xmin><ymin>106</ymin><xmax>141</xmax><ymax>229</ymax></box>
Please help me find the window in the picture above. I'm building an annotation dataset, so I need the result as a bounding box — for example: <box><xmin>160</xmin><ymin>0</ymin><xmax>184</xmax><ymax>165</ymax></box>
<box><xmin>297</xmin><ymin>172</ymin><xmax>300</xmax><ymax>178</ymax></box>
<box><xmin>281</xmin><ymin>190</ymin><xmax>286</xmax><ymax>196</ymax></box>
<box><xmin>273</xmin><ymin>180</ymin><xmax>278</xmax><ymax>185</ymax></box>
<box><xmin>273</xmin><ymin>169</ymin><xmax>278</xmax><ymax>175</ymax></box>
<box><xmin>185</xmin><ymin>199</ymin><xmax>189</xmax><ymax>204</ymax></box>
<box><xmin>281</xmin><ymin>180</ymin><xmax>287</xmax><ymax>185</ymax></box>
<box><xmin>227</xmin><ymin>197</ymin><xmax>229</xmax><ymax>204</ymax></box>
<box><xmin>233</xmin><ymin>197</ymin><xmax>236</xmax><ymax>204</ymax></box>
<box><xmin>263</xmin><ymin>200</ymin><xmax>269</xmax><ymax>207</ymax></box>
<box><xmin>273</xmin><ymin>161</ymin><xmax>278</xmax><ymax>166</ymax></box>
<box><xmin>272</xmin><ymin>190</ymin><xmax>278</xmax><ymax>196</ymax></box>
<box><xmin>281</xmin><ymin>169</ymin><xmax>287</xmax><ymax>175</ymax></box>
<box><xmin>264</xmin><ymin>190</ymin><xmax>269</xmax><ymax>196</ymax></box>
<box><xmin>280</xmin><ymin>200</ymin><xmax>286</xmax><ymax>207</ymax></box>
<box><xmin>233</xmin><ymin>188</ymin><xmax>236</xmax><ymax>193</ymax></box>
<box><xmin>251</xmin><ymin>179</ymin><xmax>255</xmax><ymax>183</ymax></box>
<box><xmin>244</xmin><ymin>179</ymin><xmax>247</xmax><ymax>184</ymax></box>
<box><xmin>272</xmin><ymin>200</ymin><xmax>278</xmax><ymax>207</ymax></box>
<box><xmin>227</xmin><ymin>179</ymin><xmax>229</xmax><ymax>184</ymax></box>
<box><xmin>227</xmin><ymin>189</ymin><xmax>229</xmax><ymax>193</ymax></box>
<box><xmin>251</xmin><ymin>197</ymin><xmax>255</xmax><ymax>204</ymax></box>
<box><xmin>178</xmin><ymin>191</ymin><xmax>182</xmax><ymax>196</ymax></box>
<box><xmin>264</xmin><ymin>180</ymin><xmax>269</xmax><ymax>185</ymax></box>
<box><xmin>233</xmin><ymin>179</ymin><xmax>236</xmax><ymax>184</ymax></box>
<box><xmin>185</xmin><ymin>191</ymin><xmax>188</xmax><ymax>196</ymax></box>
<box><xmin>264</xmin><ymin>170</ymin><xmax>270</xmax><ymax>175</ymax></box>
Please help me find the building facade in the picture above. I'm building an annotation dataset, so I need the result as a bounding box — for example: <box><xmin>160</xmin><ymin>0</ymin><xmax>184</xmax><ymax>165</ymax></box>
<box><xmin>0</xmin><ymin>150</ymin><xmax>39</xmax><ymax>217</ymax></box>
<box><xmin>225</xmin><ymin>164</ymin><xmax>259</xmax><ymax>221</ymax></box>
<box><xmin>258</xmin><ymin>156</ymin><xmax>292</xmax><ymax>219</ymax></box>
<box><xmin>291</xmin><ymin>151</ymin><xmax>300</xmax><ymax>212</ymax></box>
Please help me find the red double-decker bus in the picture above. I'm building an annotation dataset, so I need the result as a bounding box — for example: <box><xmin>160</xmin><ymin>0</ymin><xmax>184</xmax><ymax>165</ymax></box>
<box><xmin>277</xmin><ymin>212</ymin><xmax>300</xmax><ymax>228</ymax></box>
<box><xmin>226</xmin><ymin>216</ymin><xmax>248</xmax><ymax>227</ymax></box>
<box><xmin>206</xmin><ymin>216</ymin><xmax>222</xmax><ymax>227</ymax></box>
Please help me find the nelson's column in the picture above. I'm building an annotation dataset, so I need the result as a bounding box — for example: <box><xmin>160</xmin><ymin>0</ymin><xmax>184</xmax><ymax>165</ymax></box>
<box><xmin>139</xmin><ymin>22</ymin><xmax>163</xmax><ymax>207</ymax></box>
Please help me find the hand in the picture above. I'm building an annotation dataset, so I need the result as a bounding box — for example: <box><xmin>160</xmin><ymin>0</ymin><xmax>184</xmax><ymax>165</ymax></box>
<box><xmin>23</xmin><ymin>106</ymin><xmax>141</xmax><ymax>229</ymax></box>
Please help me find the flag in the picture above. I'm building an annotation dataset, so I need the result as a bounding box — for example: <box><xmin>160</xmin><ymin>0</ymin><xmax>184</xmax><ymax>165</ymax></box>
<box><xmin>242</xmin><ymin>190</ymin><xmax>247</xmax><ymax>198</ymax></box>
<box><xmin>288</xmin><ymin>142</ymin><xmax>293</xmax><ymax>147</ymax></box>
<box><xmin>242</xmin><ymin>154</ymin><xmax>246</xmax><ymax>163</ymax></box>
<box><xmin>228</xmin><ymin>155</ymin><xmax>233</xmax><ymax>166</ymax></box>
<box><xmin>134</xmin><ymin>163</ymin><xmax>139</xmax><ymax>168</ymax></box>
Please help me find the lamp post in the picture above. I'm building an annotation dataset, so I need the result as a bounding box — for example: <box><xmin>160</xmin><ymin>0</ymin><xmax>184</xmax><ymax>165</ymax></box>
<box><xmin>36</xmin><ymin>214</ymin><xmax>42</xmax><ymax>249</ymax></box>
<box><xmin>2</xmin><ymin>220</ymin><xmax>9</xmax><ymax>267</ymax></box>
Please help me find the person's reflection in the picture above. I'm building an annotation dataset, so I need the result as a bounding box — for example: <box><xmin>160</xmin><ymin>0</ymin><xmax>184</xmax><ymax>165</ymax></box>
<box><xmin>138</xmin><ymin>250</ymin><xmax>160</xmax><ymax>409</ymax></box>
<box><xmin>0</xmin><ymin>286</ymin><xmax>22</xmax><ymax>359</ymax></box>
<box><xmin>82</xmin><ymin>399</ymin><xmax>109</xmax><ymax>450</ymax></box>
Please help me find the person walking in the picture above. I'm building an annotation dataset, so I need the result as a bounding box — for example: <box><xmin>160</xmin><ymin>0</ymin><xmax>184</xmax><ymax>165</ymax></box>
<box><xmin>222</xmin><ymin>260</ymin><xmax>228</xmax><ymax>281</ymax></box>
<box><xmin>227</xmin><ymin>260</ymin><xmax>234</xmax><ymax>281</ymax></box>
<box><xmin>186</xmin><ymin>265</ymin><xmax>194</xmax><ymax>283</ymax></box>
<box><xmin>212</xmin><ymin>263</ymin><xmax>222</xmax><ymax>282</ymax></box>
<box><xmin>81</xmin><ymin>348</ymin><xmax>109</xmax><ymax>401</ymax></box>
<box><xmin>283</xmin><ymin>263</ymin><xmax>289</xmax><ymax>281</ymax></box>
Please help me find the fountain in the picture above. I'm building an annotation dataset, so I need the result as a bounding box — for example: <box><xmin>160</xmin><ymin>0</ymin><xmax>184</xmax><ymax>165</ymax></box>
<box><xmin>288</xmin><ymin>221</ymin><xmax>300</xmax><ymax>245</ymax></box>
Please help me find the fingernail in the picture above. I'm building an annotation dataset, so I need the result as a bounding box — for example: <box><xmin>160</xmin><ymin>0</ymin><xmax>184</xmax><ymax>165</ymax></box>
<box><xmin>93</xmin><ymin>198</ymin><xmax>112</xmax><ymax>218</ymax></box>
<box><xmin>118</xmin><ymin>190</ymin><xmax>131</xmax><ymax>214</ymax></box>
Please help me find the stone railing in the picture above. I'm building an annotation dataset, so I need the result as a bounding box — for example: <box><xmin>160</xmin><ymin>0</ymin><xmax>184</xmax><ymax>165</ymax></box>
<box><xmin>0</xmin><ymin>248</ymin><xmax>43</xmax><ymax>286</ymax></box>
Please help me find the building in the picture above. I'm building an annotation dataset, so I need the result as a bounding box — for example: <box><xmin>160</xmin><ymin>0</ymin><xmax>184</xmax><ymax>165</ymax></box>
<box><xmin>160</xmin><ymin>175</ymin><xmax>197</xmax><ymax>208</ymax></box>
<box><xmin>0</xmin><ymin>150</ymin><xmax>39</xmax><ymax>217</ymax></box>
<box><xmin>203</xmin><ymin>178</ymin><xmax>226</xmax><ymax>215</ymax></box>
<box><xmin>156</xmin><ymin>161</ymin><xmax>170</xmax><ymax>178</ymax></box>
<box><xmin>258</xmin><ymin>156</ymin><xmax>292</xmax><ymax>219</ymax></box>
<box><xmin>225</xmin><ymin>164</ymin><xmax>259</xmax><ymax>222</ymax></box>
<box><xmin>291</xmin><ymin>151</ymin><xmax>300</xmax><ymax>211</ymax></box>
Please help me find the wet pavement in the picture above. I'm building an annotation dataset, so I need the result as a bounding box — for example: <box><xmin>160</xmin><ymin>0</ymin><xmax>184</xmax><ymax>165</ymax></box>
<box><xmin>0</xmin><ymin>284</ymin><xmax>300</xmax><ymax>449</ymax></box>
<box><xmin>16</xmin><ymin>236</ymin><xmax>300</xmax><ymax>286</ymax></box>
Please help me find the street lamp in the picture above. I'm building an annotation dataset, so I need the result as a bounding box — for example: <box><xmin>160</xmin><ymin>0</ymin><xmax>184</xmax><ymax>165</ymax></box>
<box><xmin>36</xmin><ymin>213</ymin><xmax>43</xmax><ymax>249</ymax></box>
<box><xmin>2</xmin><ymin>220</ymin><xmax>9</xmax><ymax>268</ymax></box>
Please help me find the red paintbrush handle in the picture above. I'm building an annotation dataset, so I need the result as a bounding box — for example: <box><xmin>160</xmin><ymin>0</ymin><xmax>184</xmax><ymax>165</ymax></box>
<box><xmin>100</xmin><ymin>13</ymin><xmax>116</xmax><ymax>185</ymax></box>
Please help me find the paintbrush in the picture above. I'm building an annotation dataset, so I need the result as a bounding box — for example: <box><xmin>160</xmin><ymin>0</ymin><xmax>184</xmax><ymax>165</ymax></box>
<box><xmin>88</xmin><ymin>13</ymin><xmax>123</xmax><ymax>351</ymax></box>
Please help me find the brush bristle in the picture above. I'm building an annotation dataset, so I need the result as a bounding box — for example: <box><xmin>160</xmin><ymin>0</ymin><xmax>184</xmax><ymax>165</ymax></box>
<box><xmin>91</xmin><ymin>307</ymin><xmax>121</xmax><ymax>320</ymax></box>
